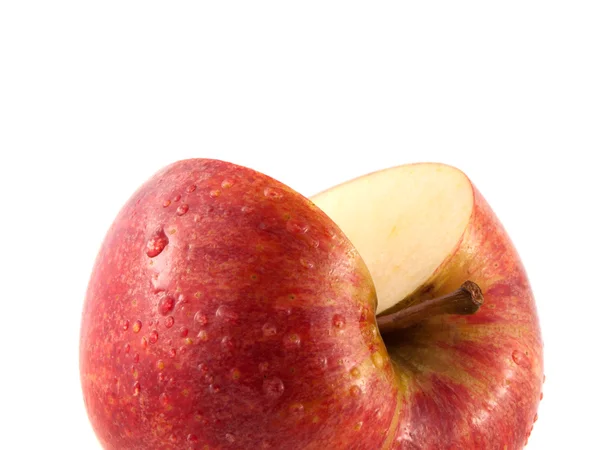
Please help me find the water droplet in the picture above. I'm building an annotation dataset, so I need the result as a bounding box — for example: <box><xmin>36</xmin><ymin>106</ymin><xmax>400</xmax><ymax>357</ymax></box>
<box><xmin>197</xmin><ymin>330</ymin><xmax>208</xmax><ymax>341</ymax></box>
<box><xmin>141</xmin><ymin>336</ymin><xmax>148</xmax><ymax>348</ymax></box>
<box><xmin>289</xmin><ymin>403</ymin><xmax>304</xmax><ymax>416</ymax></box>
<box><xmin>533</xmin><ymin>413</ymin><xmax>538</xmax><ymax>423</ymax></box>
<box><xmin>186</xmin><ymin>184</ymin><xmax>196</xmax><ymax>193</ymax></box>
<box><xmin>221</xmin><ymin>179</ymin><xmax>234</xmax><ymax>189</ymax></box>
<box><xmin>122</xmin><ymin>320</ymin><xmax>130</xmax><ymax>331</ymax></box>
<box><xmin>194</xmin><ymin>312</ymin><xmax>208</xmax><ymax>326</ymax></box>
<box><xmin>350</xmin><ymin>367</ymin><xmax>360</xmax><ymax>378</ymax></box>
<box><xmin>133</xmin><ymin>353</ymin><xmax>140</xmax><ymax>363</ymax></box>
<box><xmin>511</xmin><ymin>350</ymin><xmax>531</xmax><ymax>368</ymax></box>
<box><xmin>165</xmin><ymin>316</ymin><xmax>175</xmax><ymax>328</ymax></box>
<box><xmin>158</xmin><ymin>372</ymin><xmax>166</xmax><ymax>383</ymax></box>
<box><xmin>332</xmin><ymin>314</ymin><xmax>346</xmax><ymax>329</ymax></box>
<box><xmin>210</xmin><ymin>189</ymin><xmax>221</xmax><ymax>198</ymax></box>
<box><xmin>185</xmin><ymin>337</ymin><xmax>193</xmax><ymax>345</ymax></box>
<box><xmin>162</xmin><ymin>199</ymin><xmax>171</xmax><ymax>208</ymax></box>
<box><xmin>263</xmin><ymin>377</ymin><xmax>284</xmax><ymax>398</ymax></box>
<box><xmin>354</xmin><ymin>421</ymin><xmax>363</xmax><ymax>431</ymax></box>
<box><xmin>159</xmin><ymin>392</ymin><xmax>169</xmax><ymax>407</ymax></box>
<box><xmin>158</xmin><ymin>295</ymin><xmax>175</xmax><ymax>315</ymax></box>
<box><xmin>209</xmin><ymin>383</ymin><xmax>221</xmax><ymax>394</ymax></box>
<box><xmin>241</xmin><ymin>205</ymin><xmax>254</xmax><ymax>214</ymax></box>
<box><xmin>264</xmin><ymin>187</ymin><xmax>284</xmax><ymax>200</ymax></box>
<box><xmin>169</xmin><ymin>348</ymin><xmax>177</xmax><ymax>358</ymax></box>
<box><xmin>262</xmin><ymin>323</ymin><xmax>277</xmax><ymax>337</ymax></box>
<box><xmin>156</xmin><ymin>360</ymin><xmax>165</xmax><ymax>370</ymax></box>
<box><xmin>132</xmin><ymin>381</ymin><xmax>141</xmax><ymax>396</ymax></box>
<box><xmin>215</xmin><ymin>305</ymin><xmax>239</xmax><ymax>323</ymax></box>
<box><xmin>286</xmin><ymin>219</ymin><xmax>310</xmax><ymax>234</ymax></box>
<box><xmin>225</xmin><ymin>433</ymin><xmax>235</xmax><ymax>443</ymax></box>
<box><xmin>371</xmin><ymin>351</ymin><xmax>385</xmax><ymax>369</ymax></box>
<box><xmin>283</xmin><ymin>333</ymin><xmax>301</xmax><ymax>349</ymax></box>
<box><xmin>173</xmin><ymin>194</ymin><xmax>181</xmax><ymax>202</ymax></box>
<box><xmin>146</xmin><ymin>229</ymin><xmax>169</xmax><ymax>257</ymax></box>
<box><xmin>124</xmin><ymin>343</ymin><xmax>130</xmax><ymax>353</ymax></box>
<box><xmin>221</xmin><ymin>336</ymin><xmax>234</xmax><ymax>352</ymax></box>
<box><xmin>176</xmin><ymin>204</ymin><xmax>189</xmax><ymax>216</ymax></box>
<box><xmin>319</xmin><ymin>357</ymin><xmax>328</xmax><ymax>369</ymax></box>
<box><xmin>132</xmin><ymin>320</ymin><xmax>142</xmax><ymax>333</ymax></box>
<box><xmin>350</xmin><ymin>385</ymin><xmax>362</xmax><ymax>396</ymax></box>
<box><xmin>149</xmin><ymin>330</ymin><xmax>159</xmax><ymax>344</ymax></box>
<box><xmin>180</xmin><ymin>328</ymin><xmax>189</xmax><ymax>338</ymax></box>
<box><xmin>187</xmin><ymin>434</ymin><xmax>198</xmax><ymax>443</ymax></box>
<box><xmin>300</xmin><ymin>258</ymin><xmax>315</xmax><ymax>269</ymax></box>
<box><xmin>197</xmin><ymin>362</ymin><xmax>209</xmax><ymax>373</ymax></box>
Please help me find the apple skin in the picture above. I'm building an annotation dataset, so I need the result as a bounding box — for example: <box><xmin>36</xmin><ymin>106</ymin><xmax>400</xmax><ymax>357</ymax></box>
<box><xmin>80</xmin><ymin>159</ymin><xmax>398</xmax><ymax>449</ymax></box>
<box><xmin>369</xmin><ymin>184</ymin><xmax>544</xmax><ymax>449</ymax></box>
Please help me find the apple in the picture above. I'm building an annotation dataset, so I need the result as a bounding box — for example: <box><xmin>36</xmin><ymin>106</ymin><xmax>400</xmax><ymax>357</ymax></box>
<box><xmin>312</xmin><ymin>162</ymin><xmax>543</xmax><ymax>448</ymax></box>
<box><xmin>80</xmin><ymin>159</ymin><xmax>543</xmax><ymax>449</ymax></box>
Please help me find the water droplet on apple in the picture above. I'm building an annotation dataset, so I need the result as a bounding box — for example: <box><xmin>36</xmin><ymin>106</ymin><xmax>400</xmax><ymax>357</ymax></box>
<box><xmin>371</xmin><ymin>351</ymin><xmax>385</xmax><ymax>369</ymax></box>
<box><xmin>132</xmin><ymin>381</ymin><xmax>141</xmax><ymax>396</ymax></box>
<box><xmin>169</xmin><ymin>348</ymin><xmax>177</xmax><ymax>358</ymax></box>
<box><xmin>163</xmin><ymin>199</ymin><xmax>171</xmax><ymax>208</ymax></box>
<box><xmin>132</xmin><ymin>320</ymin><xmax>142</xmax><ymax>333</ymax></box>
<box><xmin>180</xmin><ymin>328</ymin><xmax>189</xmax><ymax>338</ymax></box>
<box><xmin>511</xmin><ymin>350</ymin><xmax>530</xmax><ymax>368</ymax></box>
<box><xmin>186</xmin><ymin>184</ymin><xmax>196</xmax><ymax>193</ymax></box>
<box><xmin>149</xmin><ymin>330</ymin><xmax>159</xmax><ymax>344</ymax></box>
<box><xmin>176</xmin><ymin>204</ymin><xmax>189</xmax><ymax>216</ymax></box>
<box><xmin>221</xmin><ymin>179</ymin><xmax>234</xmax><ymax>189</ymax></box>
<box><xmin>264</xmin><ymin>187</ymin><xmax>284</xmax><ymax>200</ymax></box>
<box><xmin>215</xmin><ymin>305</ymin><xmax>239</xmax><ymax>323</ymax></box>
<box><xmin>283</xmin><ymin>333</ymin><xmax>301</xmax><ymax>349</ymax></box>
<box><xmin>286</xmin><ymin>219</ymin><xmax>310</xmax><ymax>234</ymax></box>
<box><xmin>122</xmin><ymin>320</ymin><xmax>130</xmax><ymax>331</ymax></box>
<box><xmin>225</xmin><ymin>433</ymin><xmax>235</xmax><ymax>443</ymax></box>
<box><xmin>133</xmin><ymin>353</ymin><xmax>139</xmax><ymax>363</ymax></box>
<box><xmin>262</xmin><ymin>323</ymin><xmax>277</xmax><ymax>337</ymax></box>
<box><xmin>141</xmin><ymin>336</ymin><xmax>148</xmax><ymax>348</ymax></box>
<box><xmin>241</xmin><ymin>205</ymin><xmax>254</xmax><ymax>214</ymax></box>
<box><xmin>158</xmin><ymin>295</ymin><xmax>175</xmax><ymax>315</ymax></box>
<box><xmin>165</xmin><ymin>316</ymin><xmax>175</xmax><ymax>328</ymax></box>
<box><xmin>173</xmin><ymin>194</ymin><xmax>181</xmax><ymax>202</ymax></box>
<box><xmin>300</xmin><ymin>258</ymin><xmax>315</xmax><ymax>269</ymax></box>
<box><xmin>159</xmin><ymin>392</ymin><xmax>169</xmax><ymax>407</ymax></box>
<box><xmin>350</xmin><ymin>367</ymin><xmax>360</xmax><ymax>378</ymax></box>
<box><xmin>187</xmin><ymin>434</ymin><xmax>198</xmax><ymax>443</ymax></box>
<box><xmin>350</xmin><ymin>385</ymin><xmax>362</xmax><ymax>396</ymax></box>
<box><xmin>221</xmin><ymin>336</ymin><xmax>235</xmax><ymax>352</ymax></box>
<box><xmin>146</xmin><ymin>229</ymin><xmax>169</xmax><ymax>257</ymax></box>
<box><xmin>124</xmin><ymin>343</ymin><xmax>130</xmax><ymax>353</ymax></box>
<box><xmin>263</xmin><ymin>377</ymin><xmax>284</xmax><ymax>398</ymax></box>
<box><xmin>209</xmin><ymin>383</ymin><xmax>221</xmax><ymax>394</ymax></box>
<box><xmin>197</xmin><ymin>330</ymin><xmax>208</xmax><ymax>341</ymax></box>
<box><xmin>289</xmin><ymin>403</ymin><xmax>304</xmax><ymax>416</ymax></box>
<box><xmin>210</xmin><ymin>189</ymin><xmax>221</xmax><ymax>198</ymax></box>
<box><xmin>332</xmin><ymin>314</ymin><xmax>346</xmax><ymax>329</ymax></box>
<box><xmin>194</xmin><ymin>311</ymin><xmax>208</xmax><ymax>326</ymax></box>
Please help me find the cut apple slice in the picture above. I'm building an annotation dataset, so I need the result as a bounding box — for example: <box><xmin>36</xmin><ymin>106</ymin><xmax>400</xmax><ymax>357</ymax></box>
<box><xmin>312</xmin><ymin>163</ymin><xmax>543</xmax><ymax>449</ymax></box>
<box><xmin>312</xmin><ymin>163</ymin><xmax>473</xmax><ymax>314</ymax></box>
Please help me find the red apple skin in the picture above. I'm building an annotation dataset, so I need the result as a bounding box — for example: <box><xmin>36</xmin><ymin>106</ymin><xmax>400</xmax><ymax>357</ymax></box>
<box><xmin>80</xmin><ymin>159</ymin><xmax>399</xmax><ymax>449</ymax></box>
<box><xmin>385</xmin><ymin>186</ymin><xmax>543</xmax><ymax>449</ymax></box>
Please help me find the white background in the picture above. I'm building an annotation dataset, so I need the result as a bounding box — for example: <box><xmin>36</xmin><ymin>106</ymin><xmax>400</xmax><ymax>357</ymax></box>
<box><xmin>1</xmin><ymin>2</ymin><xmax>599</xmax><ymax>449</ymax></box>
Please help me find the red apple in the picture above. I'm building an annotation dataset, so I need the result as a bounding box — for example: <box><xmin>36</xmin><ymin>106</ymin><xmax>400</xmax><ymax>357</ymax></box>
<box><xmin>80</xmin><ymin>160</ymin><xmax>543</xmax><ymax>449</ymax></box>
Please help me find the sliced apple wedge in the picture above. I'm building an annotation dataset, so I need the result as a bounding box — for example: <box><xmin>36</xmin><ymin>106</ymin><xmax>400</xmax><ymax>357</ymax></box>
<box><xmin>312</xmin><ymin>163</ymin><xmax>543</xmax><ymax>449</ymax></box>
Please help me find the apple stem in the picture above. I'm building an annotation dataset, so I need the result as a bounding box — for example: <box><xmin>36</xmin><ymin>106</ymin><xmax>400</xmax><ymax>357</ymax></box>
<box><xmin>376</xmin><ymin>281</ymin><xmax>484</xmax><ymax>334</ymax></box>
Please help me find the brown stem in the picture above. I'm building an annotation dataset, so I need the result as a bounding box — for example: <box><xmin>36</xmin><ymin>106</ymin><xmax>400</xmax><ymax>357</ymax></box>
<box><xmin>376</xmin><ymin>281</ymin><xmax>484</xmax><ymax>334</ymax></box>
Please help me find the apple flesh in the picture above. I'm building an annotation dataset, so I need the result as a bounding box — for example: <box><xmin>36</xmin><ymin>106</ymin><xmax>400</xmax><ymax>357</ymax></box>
<box><xmin>312</xmin><ymin>163</ymin><xmax>544</xmax><ymax>448</ymax></box>
<box><xmin>80</xmin><ymin>159</ymin><xmax>397</xmax><ymax>449</ymax></box>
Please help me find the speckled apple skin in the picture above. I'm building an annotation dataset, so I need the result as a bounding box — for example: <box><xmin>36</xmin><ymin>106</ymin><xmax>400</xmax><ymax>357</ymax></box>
<box><xmin>80</xmin><ymin>159</ymin><xmax>398</xmax><ymax>450</ymax></box>
<box><xmin>386</xmin><ymin>186</ymin><xmax>543</xmax><ymax>449</ymax></box>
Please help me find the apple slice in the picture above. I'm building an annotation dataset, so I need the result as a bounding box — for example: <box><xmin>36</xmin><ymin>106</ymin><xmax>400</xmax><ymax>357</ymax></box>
<box><xmin>312</xmin><ymin>163</ymin><xmax>544</xmax><ymax>448</ymax></box>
